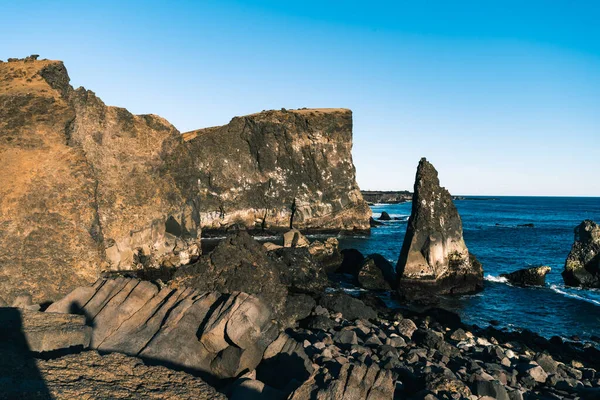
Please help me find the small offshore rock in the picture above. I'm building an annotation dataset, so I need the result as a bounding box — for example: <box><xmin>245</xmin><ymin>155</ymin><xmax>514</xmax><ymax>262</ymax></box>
<box><xmin>378</xmin><ymin>211</ymin><xmax>392</xmax><ymax>221</ymax></box>
<box><xmin>500</xmin><ymin>266</ymin><xmax>551</xmax><ymax>286</ymax></box>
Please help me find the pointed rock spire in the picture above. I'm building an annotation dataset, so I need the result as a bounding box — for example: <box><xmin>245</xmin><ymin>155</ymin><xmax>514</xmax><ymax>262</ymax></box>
<box><xmin>396</xmin><ymin>158</ymin><xmax>483</xmax><ymax>296</ymax></box>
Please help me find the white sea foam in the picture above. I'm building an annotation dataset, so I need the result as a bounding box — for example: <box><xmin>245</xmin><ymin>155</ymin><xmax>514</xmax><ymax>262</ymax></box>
<box><xmin>549</xmin><ymin>285</ymin><xmax>600</xmax><ymax>307</ymax></box>
<box><xmin>484</xmin><ymin>274</ymin><xmax>508</xmax><ymax>283</ymax></box>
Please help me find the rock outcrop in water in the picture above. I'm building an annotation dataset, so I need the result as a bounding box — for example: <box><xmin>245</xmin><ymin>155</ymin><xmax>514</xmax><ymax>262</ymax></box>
<box><xmin>183</xmin><ymin>108</ymin><xmax>371</xmax><ymax>232</ymax></box>
<box><xmin>563</xmin><ymin>220</ymin><xmax>600</xmax><ymax>288</ymax></box>
<box><xmin>396</xmin><ymin>158</ymin><xmax>483</xmax><ymax>296</ymax></box>
<box><xmin>501</xmin><ymin>265</ymin><xmax>551</xmax><ymax>286</ymax></box>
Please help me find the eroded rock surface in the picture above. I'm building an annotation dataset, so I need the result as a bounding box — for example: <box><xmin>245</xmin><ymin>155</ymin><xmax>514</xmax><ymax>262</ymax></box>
<box><xmin>0</xmin><ymin>57</ymin><xmax>200</xmax><ymax>304</ymax></box>
<box><xmin>563</xmin><ymin>220</ymin><xmax>600</xmax><ymax>288</ymax></box>
<box><xmin>47</xmin><ymin>278</ymin><xmax>279</xmax><ymax>382</ymax></box>
<box><xmin>183</xmin><ymin>108</ymin><xmax>371</xmax><ymax>232</ymax></box>
<box><xmin>396</xmin><ymin>158</ymin><xmax>483</xmax><ymax>296</ymax></box>
<box><xmin>9</xmin><ymin>310</ymin><xmax>91</xmax><ymax>353</ymax></box>
<box><xmin>5</xmin><ymin>351</ymin><xmax>226</xmax><ymax>400</ymax></box>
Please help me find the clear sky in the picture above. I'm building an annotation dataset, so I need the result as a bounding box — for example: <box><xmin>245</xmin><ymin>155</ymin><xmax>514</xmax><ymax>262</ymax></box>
<box><xmin>2</xmin><ymin>1</ymin><xmax>599</xmax><ymax>196</ymax></box>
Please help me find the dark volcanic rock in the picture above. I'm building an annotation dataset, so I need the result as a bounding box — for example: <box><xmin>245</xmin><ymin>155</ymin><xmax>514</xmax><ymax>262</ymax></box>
<box><xmin>563</xmin><ymin>220</ymin><xmax>600</xmax><ymax>288</ymax></box>
<box><xmin>267</xmin><ymin>247</ymin><xmax>329</xmax><ymax>295</ymax></box>
<box><xmin>396</xmin><ymin>158</ymin><xmax>483</xmax><ymax>295</ymax></box>
<box><xmin>336</xmin><ymin>248</ymin><xmax>365</xmax><ymax>276</ymax></box>
<box><xmin>501</xmin><ymin>266</ymin><xmax>551</xmax><ymax>286</ymax></box>
<box><xmin>319</xmin><ymin>293</ymin><xmax>377</xmax><ymax>321</ymax></box>
<box><xmin>378</xmin><ymin>211</ymin><xmax>392</xmax><ymax>221</ymax></box>
<box><xmin>173</xmin><ymin>231</ymin><xmax>289</xmax><ymax>319</ymax></box>
<box><xmin>183</xmin><ymin>108</ymin><xmax>371</xmax><ymax>232</ymax></box>
<box><xmin>357</xmin><ymin>254</ymin><xmax>396</xmax><ymax>290</ymax></box>
<box><xmin>369</xmin><ymin>217</ymin><xmax>384</xmax><ymax>227</ymax></box>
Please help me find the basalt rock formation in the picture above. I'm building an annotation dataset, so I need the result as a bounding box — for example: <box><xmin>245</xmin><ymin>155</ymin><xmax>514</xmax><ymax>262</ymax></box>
<box><xmin>396</xmin><ymin>158</ymin><xmax>483</xmax><ymax>296</ymax></box>
<box><xmin>183</xmin><ymin>108</ymin><xmax>371</xmax><ymax>233</ymax></box>
<box><xmin>173</xmin><ymin>231</ymin><xmax>290</xmax><ymax>320</ymax></box>
<box><xmin>47</xmin><ymin>278</ymin><xmax>279</xmax><ymax>383</ymax></box>
<box><xmin>563</xmin><ymin>220</ymin><xmax>600</xmax><ymax>288</ymax></box>
<box><xmin>0</xmin><ymin>57</ymin><xmax>200</xmax><ymax>304</ymax></box>
<box><xmin>501</xmin><ymin>266</ymin><xmax>551</xmax><ymax>287</ymax></box>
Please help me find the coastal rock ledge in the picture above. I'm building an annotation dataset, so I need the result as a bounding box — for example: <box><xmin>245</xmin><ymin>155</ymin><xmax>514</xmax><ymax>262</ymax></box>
<box><xmin>563</xmin><ymin>220</ymin><xmax>600</xmax><ymax>288</ymax></box>
<box><xmin>396</xmin><ymin>158</ymin><xmax>483</xmax><ymax>297</ymax></box>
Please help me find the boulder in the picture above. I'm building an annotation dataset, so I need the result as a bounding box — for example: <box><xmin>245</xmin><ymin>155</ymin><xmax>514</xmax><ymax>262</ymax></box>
<box><xmin>378</xmin><ymin>211</ymin><xmax>392</xmax><ymax>221</ymax></box>
<box><xmin>563</xmin><ymin>220</ymin><xmax>600</xmax><ymax>288</ymax></box>
<box><xmin>396</xmin><ymin>318</ymin><xmax>418</xmax><ymax>339</ymax></box>
<box><xmin>283</xmin><ymin>229</ymin><xmax>310</xmax><ymax>248</ymax></box>
<box><xmin>183</xmin><ymin>108</ymin><xmax>371</xmax><ymax>232</ymax></box>
<box><xmin>308</xmin><ymin>237</ymin><xmax>343</xmax><ymax>273</ymax></box>
<box><xmin>289</xmin><ymin>361</ymin><xmax>394</xmax><ymax>400</ymax></box>
<box><xmin>319</xmin><ymin>293</ymin><xmax>377</xmax><ymax>321</ymax></box>
<box><xmin>396</xmin><ymin>158</ymin><xmax>483</xmax><ymax>295</ymax></box>
<box><xmin>173</xmin><ymin>231</ymin><xmax>289</xmax><ymax>319</ymax></box>
<box><xmin>500</xmin><ymin>266</ymin><xmax>551</xmax><ymax>286</ymax></box>
<box><xmin>46</xmin><ymin>278</ymin><xmax>279</xmax><ymax>382</ymax></box>
<box><xmin>0</xmin><ymin>308</ymin><xmax>91</xmax><ymax>353</ymax></box>
<box><xmin>284</xmin><ymin>293</ymin><xmax>316</xmax><ymax>325</ymax></box>
<box><xmin>357</xmin><ymin>254</ymin><xmax>396</xmax><ymax>290</ymax></box>
<box><xmin>10</xmin><ymin>351</ymin><xmax>226</xmax><ymax>399</ymax></box>
<box><xmin>257</xmin><ymin>333</ymin><xmax>314</xmax><ymax>394</ymax></box>
<box><xmin>263</xmin><ymin>242</ymin><xmax>283</xmax><ymax>251</ymax></box>
<box><xmin>267</xmin><ymin>247</ymin><xmax>329</xmax><ymax>295</ymax></box>
<box><xmin>336</xmin><ymin>248</ymin><xmax>365</xmax><ymax>276</ymax></box>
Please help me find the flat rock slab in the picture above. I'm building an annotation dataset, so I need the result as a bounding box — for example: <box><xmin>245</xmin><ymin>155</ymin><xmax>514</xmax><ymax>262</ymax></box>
<box><xmin>3</xmin><ymin>350</ymin><xmax>225</xmax><ymax>399</ymax></box>
<box><xmin>0</xmin><ymin>307</ymin><xmax>90</xmax><ymax>352</ymax></box>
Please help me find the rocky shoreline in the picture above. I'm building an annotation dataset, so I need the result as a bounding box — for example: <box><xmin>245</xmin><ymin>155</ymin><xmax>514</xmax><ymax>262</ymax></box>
<box><xmin>2</xmin><ymin>55</ymin><xmax>600</xmax><ymax>399</ymax></box>
<box><xmin>3</xmin><ymin>249</ymin><xmax>600</xmax><ymax>400</ymax></box>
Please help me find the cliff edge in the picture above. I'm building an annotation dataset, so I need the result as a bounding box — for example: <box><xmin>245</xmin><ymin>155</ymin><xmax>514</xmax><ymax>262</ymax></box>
<box><xmin>184</xmin><ymin>108</ymin><xmax>371</xmax><ymax>232</ymax></box>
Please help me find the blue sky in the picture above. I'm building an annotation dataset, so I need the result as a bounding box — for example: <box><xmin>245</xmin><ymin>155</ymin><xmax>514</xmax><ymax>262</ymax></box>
<box><xmin>2</xmin><ymin>1</ymin><xmax>599</xmax><ymax>195</ymax></box>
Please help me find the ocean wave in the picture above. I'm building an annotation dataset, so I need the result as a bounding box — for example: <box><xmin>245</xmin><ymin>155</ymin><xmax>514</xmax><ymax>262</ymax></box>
<box><xmin>484</xmin><ymin>274</ymin><xmax>508</xmax><ymax>283</ymax></box>
<box><xmin>549</xmin><ymin>285</ymin><xmax>600</xmax><ymax>307</ymax></box>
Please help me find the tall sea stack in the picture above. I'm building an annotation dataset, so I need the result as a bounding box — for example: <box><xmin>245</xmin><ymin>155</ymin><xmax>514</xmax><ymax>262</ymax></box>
<box><xmin>396</xmin><ymin>158</ymin><xmax>483</xmax><ymax>296</ymax></box>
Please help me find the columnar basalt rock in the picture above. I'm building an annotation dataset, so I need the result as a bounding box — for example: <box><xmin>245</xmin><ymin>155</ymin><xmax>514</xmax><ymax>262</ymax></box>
<box><xmin>183</xmin><ymin>108</ymin><xmax>371</xmax><ymax>233</ymax></box>
<box><xmin>563</xmin><ymin>220</ymin><xmax>600</xmax><ymax>288</ymax></box>
<box><xmin>396</xmin><ymin>158</ymin><xmax>483</xmax><ymax>295</ymax></box>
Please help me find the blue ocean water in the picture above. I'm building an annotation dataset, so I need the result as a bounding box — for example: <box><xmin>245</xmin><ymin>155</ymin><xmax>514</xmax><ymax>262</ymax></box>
<box><xmin>338</xmin><ymin>197</ymin><xmax>600</xmax><ymax>340</ymax></box>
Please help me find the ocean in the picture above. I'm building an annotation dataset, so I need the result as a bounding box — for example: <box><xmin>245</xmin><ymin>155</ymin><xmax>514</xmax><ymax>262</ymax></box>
<box><xmin>337</xmin><ymin>197</ymin><xmax>600</xmax><ymax>340</ymax></box>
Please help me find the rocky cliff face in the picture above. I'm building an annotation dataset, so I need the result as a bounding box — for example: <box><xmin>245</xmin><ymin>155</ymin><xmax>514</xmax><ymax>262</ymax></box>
<box><xmin>563</xmin><ymin>220</ymin><xmax>600</xmax><ymax>288</ymax></box>
<box><xmin>396</xmin><ymin>158</ymin><xmax>483</xmax><ymax>295</ymax></box>
<box><xmin>183</xmin><ymin>108</ymin><xmax>371</xmax><ymax>232</ymax></box>
<box><xmin>0</xmin><ymin>57</ymin><xmax>200</xmax><ymax>304</ymax></box>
